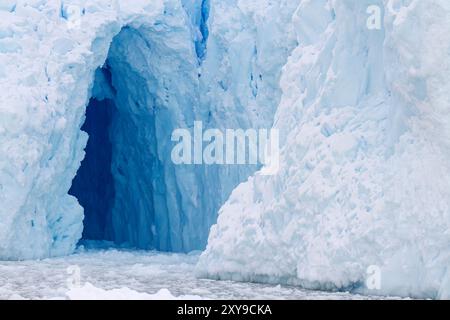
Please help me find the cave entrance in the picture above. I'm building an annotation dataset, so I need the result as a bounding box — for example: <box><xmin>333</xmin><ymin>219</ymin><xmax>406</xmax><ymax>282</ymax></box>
<box><xmin>70</xmin><ymin>27</ymin><xmax>172</xmax><ymax>251</ymax></box>
<box><xmin>69</xmin><ymin>59</ymin><xmax>160</xmax><ymax>250</ymax></box>
<box><xmin>68</xmin><ymin>24</ymin><xmax>246</xmax><ymax>254</ymax></box>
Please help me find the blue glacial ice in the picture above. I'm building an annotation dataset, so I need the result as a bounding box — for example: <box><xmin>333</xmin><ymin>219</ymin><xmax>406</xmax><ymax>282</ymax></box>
<box><xmin>1</xmin><ymin>0</ymin><xmax>450</xmax><ymax>300</ymax></box>
<box><xmin>0</xmin><ymin>0</ymin><xmax>290</xmax><ymax>258</ymax></box>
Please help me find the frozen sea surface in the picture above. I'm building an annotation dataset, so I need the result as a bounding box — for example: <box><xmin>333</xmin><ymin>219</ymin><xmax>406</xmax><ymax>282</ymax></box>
<box><xmin>0</xmin><ymin>248</ymin><xmax>401</xmax><ymax>300</ymax></box>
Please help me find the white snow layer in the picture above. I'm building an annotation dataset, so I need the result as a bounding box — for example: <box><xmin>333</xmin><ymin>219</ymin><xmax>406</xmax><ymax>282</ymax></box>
<box><xmin>1</xmin><ymin>0</ymin><xmax>450</xmax><ymax>300</ymax></box>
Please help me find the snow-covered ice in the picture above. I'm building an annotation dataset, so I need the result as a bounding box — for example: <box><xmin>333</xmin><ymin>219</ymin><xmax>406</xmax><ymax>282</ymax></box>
<box><xmin>66</xmin><ymin>283</ymin><xmax>203</xmax><ymax>300</ymax></box>
<box><xmin>0</xmin><ymin>248</ymin><xmax>401</xmax><ymax>300</ymax></box>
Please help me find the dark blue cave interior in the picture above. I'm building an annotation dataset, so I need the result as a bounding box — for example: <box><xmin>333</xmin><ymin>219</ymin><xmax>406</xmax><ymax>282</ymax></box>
<box><xmin>69</xmin><ymin>48</ymin><xmax>163</xmax><ymax>250</ymax></box>
<box><xmin>69</xmin><ymin>96</ymin><xmax>116</xmax><ymax>243</ymax></box>
<box><xmin>68</xmin><ymin>25</ymin><xmax>167</xmax><ymax>251</ymax></box>
<box><xmin>68</xmin><ymin>24</ymin><xmax>219</xmax><ymax>253</ymax></box>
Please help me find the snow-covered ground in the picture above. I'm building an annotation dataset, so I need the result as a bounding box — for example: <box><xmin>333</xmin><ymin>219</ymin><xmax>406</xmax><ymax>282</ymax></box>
<box><xmin>0</xmin><ymin>248</ymin><xmax>399</xmax><ymax>300</ymax></box>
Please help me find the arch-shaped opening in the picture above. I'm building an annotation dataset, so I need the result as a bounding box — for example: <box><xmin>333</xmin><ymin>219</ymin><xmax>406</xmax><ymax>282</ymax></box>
<box><xmin>69</xmin><ymin>25</ymin><xmax>211</xmax><ymax>252</ymax></box>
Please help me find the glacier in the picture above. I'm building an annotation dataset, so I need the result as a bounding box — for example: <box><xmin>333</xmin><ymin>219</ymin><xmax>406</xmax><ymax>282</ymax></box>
<box><xmin>1</xmin><ymin>0</ymin><xmax>450</xmax><ymax>300</ymax></box>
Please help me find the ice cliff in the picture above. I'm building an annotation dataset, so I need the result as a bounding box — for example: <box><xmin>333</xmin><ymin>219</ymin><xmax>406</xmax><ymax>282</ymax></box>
<box><xmin>1</xmin><ymin>0</ymin><xmax>450</xmax><ymax>299</ymax></box>
<box><xmin>197</xmin><ymin>0</ymin><xmax>450</xmax><ymax>299</ymax></box>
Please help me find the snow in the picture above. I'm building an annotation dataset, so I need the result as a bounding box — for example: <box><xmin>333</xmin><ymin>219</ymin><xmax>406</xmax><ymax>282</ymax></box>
<box><xmin>0</xmin><ymin>248</ymin><xmax>401</xmax><ymax>300</ymax></box>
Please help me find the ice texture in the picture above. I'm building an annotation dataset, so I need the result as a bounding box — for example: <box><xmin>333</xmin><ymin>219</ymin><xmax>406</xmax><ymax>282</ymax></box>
<box><xmin>1</xmin><ymin>0</ymin><xmax>450</xmax><ymax>300</ymax></box>
<box><xmin>197</xmin><ymin>0</ymin><xmax>450</xmax><ymax>299</ymax></box>
<box><xmin>0</xmin><ymin>0</ymin><xmax>291</xmax><ymax>258</ymax></box>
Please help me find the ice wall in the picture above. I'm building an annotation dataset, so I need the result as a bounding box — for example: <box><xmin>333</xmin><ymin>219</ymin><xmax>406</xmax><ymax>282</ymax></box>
<box><xmin>0</xmin><ymin>0</ymin><xmax>293</xmax><ymax>258</ymax></box>
<box><xmin>197</xmin><ymin>0</ymin><xmax>450</xmax><ymax>299</ymax></box>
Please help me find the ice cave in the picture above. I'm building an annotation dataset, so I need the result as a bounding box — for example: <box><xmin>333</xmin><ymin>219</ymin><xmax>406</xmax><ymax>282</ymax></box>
<box><xmin>70</xmin><ymin>27</ymin><xmax>185</xmax><ymax>251</ymax></box>
<box><xmin>68</xmin><ymin>25</ymin><xmax>230</xmax><ymax>251</ymax></box>
<box><xmin>69</xmin><ymin>21</ymin><xmax>253</xmax><ymax>252</ymax></box>
<box><xmin>0</xmin><ymin>0</ymin><xmax>273</xmax><ymax>259</ymax></box>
